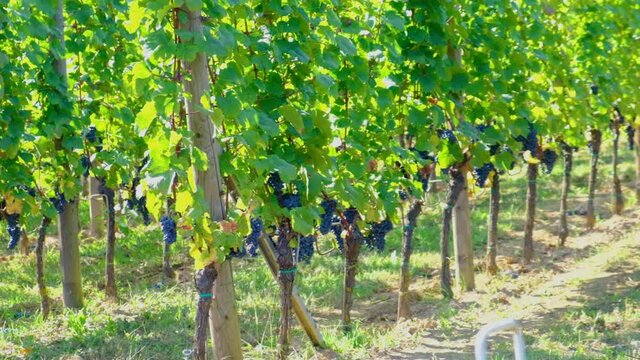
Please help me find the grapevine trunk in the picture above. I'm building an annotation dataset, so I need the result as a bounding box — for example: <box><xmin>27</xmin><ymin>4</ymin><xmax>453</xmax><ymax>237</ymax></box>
<box><xmin>485</xmin><ymin>173</ymin><xmax>500</xmax><ymax>275</ymax></box>
<box><xmin>523</xmin><ymin>163</ymin><xmax>538</xmax><ymax>264</ymax></box>
<box><xmin>559</xmin><ymin>143</ymin><xmax>573</xmax><ymax>246</ymax></box>
<box><xmin>440</xmin><ymin>168</ymin><xmax>465</xmax><ymax>298</ymax></box>
<box><xmin>397</xmin><ymin>199</ymin><xmax>423</xmax><ymax>320</ymax></box>
<box><xmin>586</xmin><ymin>129</ymin><xmax>602</xmax><ymax>229</ymax></box>
<box><xmin>342</xmin><ymin>226</ymin><xmax>362</xmax><ymax>331</ymax></box>
<box><xmin>35</xmin><ymin>217</ymin><xmax>51</xmax><ymax>318</ymax></box>
<box><xmin>194</xmin><ymin>264</ymin><xmax>217</xmax><ymax>360</ymax></box>
<box><xmin>276</xmin><ymin>223</ymin><xmax>294</xmax><ymax>359</ymax></box>
<box><xmin>612</xmin><ymin>125</ymin><xmax>624</xmax><ymax>215</ymax></box>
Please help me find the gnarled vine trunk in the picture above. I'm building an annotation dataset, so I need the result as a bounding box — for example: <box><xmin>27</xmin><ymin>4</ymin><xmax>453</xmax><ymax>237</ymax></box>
<box><xmin>586</xmin><ymin>129</ymin><xmax>602</xmax><ymax>229</ymax></box>
<box><xmin>523</xmin><ymin>162</ymin><xmax>538</xmax><ymax>264</ymax></box>
<box><xmin>100</xmin><ymin>180</ymin><xmax>117</xmax><ymax>299</ymax></box>
<box><xmin>440</xmin><ymin>168</ymin><xmax>466</xmax><ymax>298</ymax></box>
<box><xmin>342</xmin><ymin>223</ymin><xmax>362</xmax><ymax>331</ymax></box>
<box><xmin>397</xmin><ymin>199</ymin><xmax>423</xmax><ymax>320</ymax></box>
<box><xmin>452</xmin><ymin>170</ymin><xmax>475</xmax><ymax>291</ymax></box>
<box><xmin>635</xmin><ymin>125</ymin><xmax>640</xmax><ymax>203</ymax></box>
<box><xmin>276</xmin><ymin>221</ymin><xmax>295</xmax><ymax>359</ymax></box>
<box><xmin>194</xmin><ymin>265</ymin><xmax>217</xmax><ymax>360</ymax></box>
<box><xmin>485</xmin><ymin>173</ymin><xmax>500</xmax><ymax>275</ymax></box>
<box><xmin>558</xmin><ymin>143</ymin><xmax>573</xmax><ymax>246</ymax></box>
<box><xmin>36</xmin><ymin>217</ymin><xmax>51</xmax><ymax>318</ymax></box>
<box><xmin>20</xmin><ymin>230</ymin><xmax>29</xmax><ymax>255</ymax></box>
<box><xmin>612</xmin><ymin>115</ymin><xmax>624</xmax><ymax>215</ymax></box>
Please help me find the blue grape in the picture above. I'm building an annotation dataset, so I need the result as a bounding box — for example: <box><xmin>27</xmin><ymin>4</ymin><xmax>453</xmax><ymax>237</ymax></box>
<box><xmin>365</xmin><ymin>219</ymin><xmax>393</xmax><ymax>251</ymax></box>
<box><xmin>49</xmin><ymin>192</ymin><xmax>67</xmax><ymax>214</ymax></box>
<box><xmin>160</xmin><ymin>215</ymin><xmax>177</xmax><ymax>245</ymax></box>
<box><xmin>476</xmin><ymin>124</ymin><xmax>489</xmax><ymax>133</ymax></box>
<box><xmin>416</xmin><ymin>169</ymin><xmax>430</xmax><ymax>193</ymax></box>
<box><xmin>136</xmin><ymin>196</ymin><xmax>151</xmax><ymax>225</ymax></box>
<box><xmin>472</xmin><ymin>163</ymin><xmax>495</xmax><ymax>187</ymax></box>
<box><xmin>80</xmin><ymin>155</ymin><xmax>91</xmax><ymax>178</ymax></box>
<box><xmin>344</xmin><ymin>208</ymin><xmax>358</xmax><ymax>224</ymax></box>
<box><xmin>280</xmin><ymin>193</ymin><xmax>301</xmax><ymax>209</ymax></box>
<box><xmin>489</xmin><ymin>143</ymin><xmax>500</xmax><ymax>156</ymax></box>
<box><xmin>590</xmin><ymin>84</ymin><xmax>598</xmax><ymax>95</ymax></box>
<box><xmin>437</xmin><ymin>129</ymin><xmax>457</xmax><ymax>143</ymax></box>
<box><xmin>6</xmin><ymin>214</ymin><xmax>20</xmax><ymax>250</ymax></box>
<box><xmin>542</xmin><ymin>149</ymin><xmax>558</xmax><ymax>174</ymax></box>
<box><xmin>245</xmin><ymin>218</ymin><xmax>263</xmax><ymax>257</ymax></box>
<box><xmin>319</xmin><ymin>200</ymin><xmax>336</xmax><ymax>235</ymax></box>
<box><xmin>398</xmin><ymin>190</ymin><xmax>408</xmax><ymax>201</ymax></box>
<box><xmin>626</xmin><ymin>125</ymin><xmax>635</xmax><ymax>150</ymax></box>
<box><xmin>515</xmin><ymin>122</ymin><xmax>538</xmax><ymax>154</ymax></box>
<box><xmin>294</xmin><ymin>235</ymin><xmax>315</xmax><ymax>263</ymax></box>
<box><xmin>267</xmin><ymin>172</ymin><xmax>284</xmax><ymax>195</ymax></box>
<box><xmin>85</xmin><ymin>126</ymin><xmax>98</xmax><ymax>143</ymax></box>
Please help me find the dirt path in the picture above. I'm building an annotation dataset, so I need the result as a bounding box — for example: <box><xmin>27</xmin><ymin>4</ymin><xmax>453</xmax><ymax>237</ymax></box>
<box><xmin>383</xmin><ymin>209</ymin><xmax>640</xmax><ymax>359</ymax></box>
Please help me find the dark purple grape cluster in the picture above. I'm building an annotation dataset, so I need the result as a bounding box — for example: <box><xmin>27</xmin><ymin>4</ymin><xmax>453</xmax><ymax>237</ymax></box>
<box><xmin>515</xmin><ymin>123</ymin><xmax>538</xmax><ymax>153</ymax></box>
<box><xmin>80</xmin><ymin>155</ymin><xmax>91</xmax><ymax>178</ymax></box>
<box><xmin>365</xmin><ymin>220</ymin><xmax>393</xmax><ymax>251</ymax></box>
<box><xmin>160</xmin><ymin>215</ymin><xmax>177</xmax><ymax>245</ymax></box>
<box><xmin>437</xmin><ymin>129</ymin><xmax>457</xmax><ymax>143</ymax></box>
<box><xmin>590</xmin><ymin>84</ymin><xmax>598</xmax><ymax>95</ymax></box>
<box><xmin>245</xmin><ymin>218</ymin><xmax>263</xmax><ymax>257</ymax></box>
<box><xmin>85</xmin><ymin>126</ymin><xmax>98</xmax><ymax>143</ymax></box>
<box><xmin>319</xmin><ymin>199</ymin><xmax>336</xmax><ymax>235</ymax></box>
<box><xmin>398</xmin><ymin>189</ymin><xmax>408</xmax><ymax>201</ymax></box>
<box><xmin>280</xmin><ymin>193</ymin><xmax>301</xmax><ymax>209</ymax></box>
<box><xmin>267</xmin><ymin>172</ymin><xmax>284</xmax><ymax>195</ymax></box>
<box><xmin>472</xmin><ymin>163</ymin><xmax>495</xmax><ymax>187</ymax></box>
<box><xmin>626</xmin><ymin>125</ymin><xmax>635</xmax><ymax>150</ymax></box>
<box><xmin>416</xmin><ymin>170</ymin><xmax>430</xmax><ymax>193</ymax></box>
<box><xmin>542</xmin><ymin>149</ymin><xmax>558</xmax><ymax>174</ymax></box>
<box><xmin>136</xmin><ymin>196</ymin><xmax>151</xmax><ymax>225</ymax></box>
<box><xmin>6</xmin><ymin>213</ymin><xmax>21</xmax><ymax>250</ymax></box>
<box><xmin>476</xmin><ymin>124</ymin><xmax>489</xmax><ymax>133</ymax></box>
<box><xmin>294</xmin><ymin>235</ymin><xmax>315</xmax><ymax>263</ymax></box>
<box><xmin>489</xmin><ymin>143</ymin><xmax>500</xmax><ymax>156</ymax></box>
<box><xmin>49</xmin><ymin>192</ymin><xmax>67</xmax><ymax>214</ymax></box>
<box><xmin>344</xmin><ymin>208</ymin><xmax>358</xmax><ymax>224</ymax></box>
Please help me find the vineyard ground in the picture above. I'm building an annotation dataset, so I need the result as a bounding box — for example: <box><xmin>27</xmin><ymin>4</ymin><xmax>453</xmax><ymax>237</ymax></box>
<box><xmin>1</xmin><ymin>141</ymin><xmax>639</xmax><ymax>360</ymax></box>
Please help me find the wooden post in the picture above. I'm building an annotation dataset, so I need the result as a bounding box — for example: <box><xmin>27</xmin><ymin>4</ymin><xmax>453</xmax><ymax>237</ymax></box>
<box><xmin>258</xmin><ymin>235</ymin><xmax>325</xmax><ymax>347</ymax></box>
<box><xmin>54</xmin><ymin>0</ymin><xmax>83</xmax><ymax>310</ymax></box>
<box><xmin>178</xmin><ymin>6</ymin><xmax>243</xmax><ymax>359</ymax></box>
<box><xmin>89</xmin><ymin>177</ymin><xmax>103</xmax><ymax>238</ymax></box>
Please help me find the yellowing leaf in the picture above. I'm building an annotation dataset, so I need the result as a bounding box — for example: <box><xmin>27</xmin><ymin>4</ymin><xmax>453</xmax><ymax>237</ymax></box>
<box><xmin>124</xmin><ymin>0</ymin><xmax>144</xmax><ymax>34</ymax></box>
<box><xmin>175</xmin><ymin>190</ymin><xmax>193</xmax><ymax>214</ymax></box>
<box><xmin>135</xmin><ymin>101</ymin><xmax>156</xmax><ymax>133</ymax></box>
<box><xmin>4</xmin><ymin>194</ymin><xmax>23</xmax><ymax>214</ymax></box>
<box><xmin>523</xmin><ymin>151</ymin><xmax>540</xmax><ymax>164</ymax></box>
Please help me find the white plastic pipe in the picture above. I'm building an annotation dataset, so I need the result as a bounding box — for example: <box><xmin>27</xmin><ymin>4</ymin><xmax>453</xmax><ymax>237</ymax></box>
<box><xmin>475</xmin><ymin>318</ymin><xmax>526</xmax><ymax>360</ymax></box>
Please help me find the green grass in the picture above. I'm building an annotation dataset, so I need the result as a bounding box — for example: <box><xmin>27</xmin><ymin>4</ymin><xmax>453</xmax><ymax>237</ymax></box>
<box><xmin>1</xmin><ymin>140</ymin><xmax>639</xmax><ymax>359</ymax></box>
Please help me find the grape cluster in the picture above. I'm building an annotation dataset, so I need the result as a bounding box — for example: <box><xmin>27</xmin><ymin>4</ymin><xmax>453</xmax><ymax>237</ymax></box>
<box><xmin>590</xmin><ymin>84</ymin><xmax>598</xmax><ymax>95</ymax></box>
<box><xmin>6</xmin><ymin>213</ymin><xmax>21</xmax><ymax>250</ymax></box>
<box><xmin>365</xmin><ymin>219</ymin><xmax>393</xmax><ymax>251</ymax></box>
<box><xmin>626</xmin><ymin>125</ymin><xmax>635</xmax><ymax>150</ymax></box>
<box><xmin>542</xmin><ymin>149</ymin><xmax>558</xmax><ymax>174</ymax></box>
<box><xmin>267</xmin><ymin>172</ymin><xmax>284</xmax><ymax>195</ymax></box>
<box><xmin>489</xmin><ymin>143</ymin><xmax>500</xmax><ymax>156</ymax></box>
<box><xmin>476</xmin><ymin>124</ymin><xmax>489</xmax><ymax>133</ymax></box>
<box><xmin>85</xmin><ymin>126</ymin><xmax>98</xmax><ymax>143</ymax></box>
<box><xmin>398</xmin><ymin>189</ymin><xmax>408</xmax><ymax>201</ymax></box>
<box><xmin>160</xmin><ymin>215</ymin><xmax>177</xmax><ymax>245</ymax></box>
<box><xmin>515</xmin><ymin>123</ymin><xmax>538</xmax><ymax>153</ymax></box>
<box><xmin>245</xmin><ymin>218</ymin><xmax>263</xmax><ymax>257</ymax></box>
<box><xmin>80</xmin><ymin>155</ymin><xmax>91</xmax><ymax>178</ymax></box>
<box><xmin>437</xmin><ymin>129</ymin><xmax>457</xmax><ymax>143</ymax></box>
<box><xmin>472</xmin><ymin>163</ymin><xmax>495</xmax><ymax>187</ymax></box>
<box><xmin>280</xmin><ymin>193</ymin><xmax>301</xmax><ymax>209</ymax></box>
<box><xmin>344</xmin><ymin>208</ymin><xmax>358</xmax><ymax>224</ymax></box>
<box><xmin>294</xmin><ymin>235</ymin><xmax>315</xmax><ymax>263</ymax></box>
<box><xmin>319</xmin><ymin>199</ymin><xmax>337</xmax><ymax>235</ymax></box>
<box><xmin>49</xmin><ymin>192</ymin><xmax>67</xmax><ymax>214</ymax></box>
<box><xmin>136</xmin><ymin>196</ymin><xmax>151</xmax><ymax>225</ymax></box>
<box><xmin>416</xmin><ymin>169</ymin><xmax>430</xmax><ymax>193</ymax></box>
